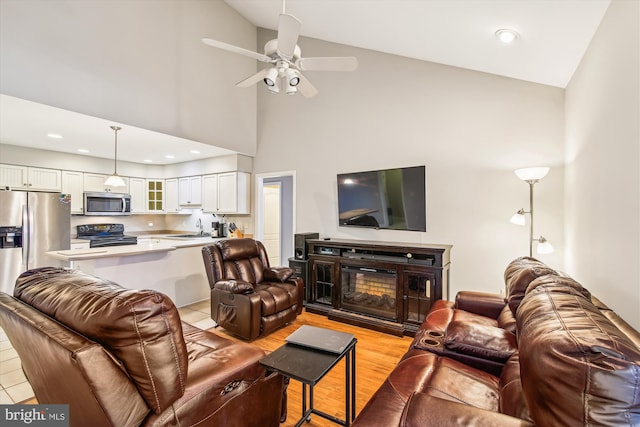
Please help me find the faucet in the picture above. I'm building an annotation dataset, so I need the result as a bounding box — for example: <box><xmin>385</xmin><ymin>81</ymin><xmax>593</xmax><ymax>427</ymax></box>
<box><xmin>196</xmin><ymin>218</ymin><xmax>203</xmax><ymax>235</ymax></box>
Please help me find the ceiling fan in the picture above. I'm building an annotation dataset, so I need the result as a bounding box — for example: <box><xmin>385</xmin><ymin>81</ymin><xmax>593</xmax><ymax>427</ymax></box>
<box><xmin>201</xmin><ymin>2</ymin><xmax>358</xmax><ymax>98</ymax></box>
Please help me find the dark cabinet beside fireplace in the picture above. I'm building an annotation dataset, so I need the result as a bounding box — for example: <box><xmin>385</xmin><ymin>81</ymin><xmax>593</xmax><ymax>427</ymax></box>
<box><xmin>306</xmin><ymin>239</ymin><xmax>451</xmax><ymax>336</ymax></box>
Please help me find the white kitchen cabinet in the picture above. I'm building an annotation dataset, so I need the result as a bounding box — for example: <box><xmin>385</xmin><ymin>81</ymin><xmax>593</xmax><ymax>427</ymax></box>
<box><xmin>201</xmin><ymin>174</ymin><xmax>218</xmax><ymax>212</ymax></box>
<box><xmin>0</xmin><ymin>164</ymin><xmax>61</xmax><ymax>191</ymax></box>
<box><xmin>179</xmin><ymin>176</ymin><xmax>202</xmax><ymax>206</ymax></box>
<box><xmin>83</xmin><ymin>173</ymin><xmax>130</xmax><ymax>193</ymax></box>
<box><xmin>146</xmin><ymin>179</ymin><xmax>164</xmax><ymax>213</ymax></box>
<box><xmin>202</xmin><ymin>172</ymin><xmax>250</xmax><ymax>214</ymax></box>
<box><xmin>61</xmin><ymin>170</ymin><xmax>85</xmax><ymax>214</ymax></box>
<box><xmin>165</xmin><ymin>178</ymin><xmax>181</xmax><ymax>213</ymax></box>
<box><xmin>129</xmin><ymin>178</ymin><xmax>147</xmax><ymax>214</ymax></box>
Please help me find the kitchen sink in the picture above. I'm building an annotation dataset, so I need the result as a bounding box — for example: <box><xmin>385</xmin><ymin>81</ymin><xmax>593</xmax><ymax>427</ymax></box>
<box><xmin>170</xmin><ymin>233</ymin><xmax>212</xmax><ymax>238</ymax></box>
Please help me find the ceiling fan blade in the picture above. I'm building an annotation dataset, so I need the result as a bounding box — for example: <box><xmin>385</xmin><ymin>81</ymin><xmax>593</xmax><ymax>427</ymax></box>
<box><xmin>202</xmin><ymin>38</ymin><xmax>272</xmax><ymax>63</ymax></box>
<box><xmin>295</xmin><ymin>57</ymin><xmax>359</xmax><ymax>72</ymax></box>
<box><xmin>277</xmin><ymin>13</ymin><xmax>302</xmax><ymax>60</ymax></box>
<box><xmin>296</xmin><ymin>73</ymin><xmax>318</xmax><ymax>98</ymax></box>
<box><xmin>236</xmin><ymin>68</ymin><xmax>271</xmax><ymax>88</ymax></box>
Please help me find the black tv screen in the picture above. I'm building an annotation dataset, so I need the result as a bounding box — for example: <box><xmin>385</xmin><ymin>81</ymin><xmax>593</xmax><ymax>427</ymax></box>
<box><xmin>337</xmin><ymin>166</ymin><xmax>426</xmax><ymax>231</ymax></box>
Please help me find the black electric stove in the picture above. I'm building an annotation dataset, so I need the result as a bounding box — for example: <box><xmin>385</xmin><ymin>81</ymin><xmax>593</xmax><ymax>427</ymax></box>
<box><xmin>77</xmin><ymin>223</ymin><xmax>138</xmax><ymax>248</ymax></box>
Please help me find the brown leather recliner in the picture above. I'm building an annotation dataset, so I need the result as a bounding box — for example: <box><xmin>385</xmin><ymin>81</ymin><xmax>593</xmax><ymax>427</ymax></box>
<box><xmin>202</xmin><ymin>238</ymin><xmax>303</xmax><ymax>340</ymax></box>
<box><xmin>0</xmin><ymin>267</ymin><xmax>285</xmax><ymax>427</ymax></box>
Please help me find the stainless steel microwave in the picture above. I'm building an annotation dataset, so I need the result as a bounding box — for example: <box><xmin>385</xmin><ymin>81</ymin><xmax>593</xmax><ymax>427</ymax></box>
<box><xmin>83</xmin><ymin>192</ymin><xmax>131</xmax><ymax>216</ymax></box>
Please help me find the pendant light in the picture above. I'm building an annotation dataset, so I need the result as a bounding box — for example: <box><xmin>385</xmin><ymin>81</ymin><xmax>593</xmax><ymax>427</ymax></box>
<box><xmin>104</xmin><ymin>125</ymin><xmax>126</xmax><ymax>187</ymax></box>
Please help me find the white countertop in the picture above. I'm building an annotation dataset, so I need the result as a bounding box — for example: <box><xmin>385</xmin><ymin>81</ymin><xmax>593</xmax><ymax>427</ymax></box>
<box><xmin>51</xmin><ymin>235</ymin><xmax>222</xmax><ymax>261</ymax></box>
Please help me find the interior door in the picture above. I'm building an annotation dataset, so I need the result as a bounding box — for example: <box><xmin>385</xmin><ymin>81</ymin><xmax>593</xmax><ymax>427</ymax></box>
<box><xmin>262</xmin><ymin>183</ymin><xmax>281</xmax><ymax>266</ymax></box>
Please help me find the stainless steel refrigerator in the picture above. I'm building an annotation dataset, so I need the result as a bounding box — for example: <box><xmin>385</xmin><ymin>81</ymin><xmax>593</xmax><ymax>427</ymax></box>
<box><xmin>0</xmin><ymin>191</ymin><xmax>71</xmax><ymax>294</ymax></box>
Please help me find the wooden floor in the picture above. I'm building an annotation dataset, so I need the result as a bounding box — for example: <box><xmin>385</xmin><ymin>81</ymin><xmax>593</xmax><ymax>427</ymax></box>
<box><xmin>24</xmin><ymin>309</ymin><xmax>412</xmax><ymax>426</ymax></box>
<box><xmin>218</xmin><ymin>310</ymin><xmax>413</xmax><ymax>427</ymax></box>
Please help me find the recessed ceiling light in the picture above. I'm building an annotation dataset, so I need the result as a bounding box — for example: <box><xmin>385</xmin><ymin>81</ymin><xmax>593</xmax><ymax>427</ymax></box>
<box><xmin>143</xmin><ymin>159</ymin><xmax>153</xmax><ymax>163</ymax></box>
<box><xmin>190</xmin><ymin>150</ymin><xmax>200</xmax><ymax>154</ymax></box>
<box><xmin>77</xmin><ymin>148</ymin><xmax>89</xmax><ymax>153</ymax></box>
<box><xmin>495</xmin><ymin>28</ymin><xmax>519</xmax><ymax>44</ymax></box>
<box><xmin>165</xmin><ymin>154</ymin><xmax>175</xmax><ymax>159</ymax></box>
<box><xmin>47</xmin><ymin>133</ymin><xmax>63</xmax><ymax>139</ymax></box>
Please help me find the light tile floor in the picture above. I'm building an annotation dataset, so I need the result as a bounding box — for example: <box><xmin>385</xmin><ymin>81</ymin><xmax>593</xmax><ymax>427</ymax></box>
<box><xmin>0</xmin><ymin>300</ymin><xmax>213</xmax><ymax>404</ymax></box>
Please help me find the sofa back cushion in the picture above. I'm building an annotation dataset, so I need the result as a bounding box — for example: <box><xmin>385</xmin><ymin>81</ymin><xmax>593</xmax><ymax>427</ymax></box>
<box><xmin>503</xmin><ymin>257</ymin><xmax>557</xmax><ymax>315</ymax></box>
<box><xmin>14</xmin><ymin>267</ymin><xmax>188</xmax><ymax>414</ymax></box>
<box><xmin>517</xmin><ymin>282</ymin><xmax>640</xmax><ymax>426</ymax></box>
<box><xmin>499</xmin><ymin>353</ymin><xmax>531</xmax><ymax>422</ymax></box>
<box><xmin>0</xmin><ymin>293</ymin><xmax>150</xmax><ymax>426</ymax></box>
<box><xmin>216</xmin><ymin>238</ymin><xmax>271</xmax><ymax>284</ymax></box>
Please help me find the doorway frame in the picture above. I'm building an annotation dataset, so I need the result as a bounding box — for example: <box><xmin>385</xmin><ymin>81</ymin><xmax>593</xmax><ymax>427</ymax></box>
<box><xmin>255</xmin><ymin>170</ymin><xmax>296</xmax><ymax>261</ymax></box>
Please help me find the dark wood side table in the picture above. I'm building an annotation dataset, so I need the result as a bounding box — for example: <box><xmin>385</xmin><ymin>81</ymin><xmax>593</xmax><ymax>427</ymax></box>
<box><xmin>260</xmin><ymin>333</ymin><xmax>357</xmax><ymax>427</ymax></box>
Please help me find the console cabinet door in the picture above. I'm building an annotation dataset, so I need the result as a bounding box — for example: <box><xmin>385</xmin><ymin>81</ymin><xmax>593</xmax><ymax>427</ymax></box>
<box><xmin>310</xmin><ymin>258</ymin><xmax>339</xmax><ymax>307</ymax></box>
<box><xmin>403</xmin><ymin>270</ymin><xmax>437</xmax><ymax>326</ymax></box>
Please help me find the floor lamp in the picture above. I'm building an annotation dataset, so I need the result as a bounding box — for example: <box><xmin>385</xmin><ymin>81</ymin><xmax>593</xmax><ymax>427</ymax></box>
<box><xmin>510</xmin><ymin>167</ymin><xmax>554</xmax><ymax>257</ymax></box>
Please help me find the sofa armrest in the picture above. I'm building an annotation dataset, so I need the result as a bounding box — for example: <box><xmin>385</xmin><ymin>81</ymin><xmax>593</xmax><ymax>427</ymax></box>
<box><xmin>263</xmin><ymin>267</ymin><xmax>294</xmax><ymax>282</ymax></box>
<box><xmin>214</xmin><ymin>280</ymin><xmax>254</xmax><ymax>294</ymax></box>
<box><xmin>399</xmin><ymin>393</ymin><xmax>533</xmax><ymax>427</ymax></box>
<box><xmin>454</xmin><ymin>291</ymin><xmax>506</xmax><ymax>319</ymax></box>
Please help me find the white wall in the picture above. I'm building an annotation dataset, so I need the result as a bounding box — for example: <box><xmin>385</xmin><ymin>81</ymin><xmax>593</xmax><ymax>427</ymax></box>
<box><xmin>0</xmin><ymin>0</ymin><xmax>258</xmax><ymax>155</ymax></box>
<box><xmin>254</xmin><ymin>29</ymin><xmax>565</xmax><ymax>297</ymax></box>
<box><xmin>565</xmin><ymin>0</ymin><xmax>640</xmax><ymax>328</ymax></box>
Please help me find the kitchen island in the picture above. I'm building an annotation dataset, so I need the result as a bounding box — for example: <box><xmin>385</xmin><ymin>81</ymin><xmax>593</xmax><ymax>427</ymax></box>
<box><xmin>48</xmin><ymin>235</ymin><xmax>222</xmax><ymax>307</ymax></box>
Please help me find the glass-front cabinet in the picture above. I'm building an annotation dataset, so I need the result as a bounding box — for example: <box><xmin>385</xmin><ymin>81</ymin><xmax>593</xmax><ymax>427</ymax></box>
<box><xmin>310</xmin><ymin>259</ymin><xmax>337</xmax><ymax>307</ymax></box>
<box><xmin>146</xmin><ymin>179</ymin><xmax>164</xmax><ymax>212</ymax></box>
<box><xmin>403</xmin><ymin>270</ymin><xmax>437</xmax><ymax>326</ymax></box>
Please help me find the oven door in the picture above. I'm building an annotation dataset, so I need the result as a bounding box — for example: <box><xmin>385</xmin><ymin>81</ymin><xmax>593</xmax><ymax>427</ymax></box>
<box><xmin>83</xmin><ymin>192</ymin><xmax>131</xmax><ymax>216</ymax></box>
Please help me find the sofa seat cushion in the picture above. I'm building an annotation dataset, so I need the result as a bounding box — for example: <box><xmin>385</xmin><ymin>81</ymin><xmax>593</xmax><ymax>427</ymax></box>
<box><xmin>353</xmin><ymin>350</ymin><xmax>501</xmax><ymax>426</ymax></box>
<box><xmin>144</xmin><ymin>322</ymin><xmax>283</xmax><ymax>426</ymax></box>
<box><xmin>255</xmin><ymin>282</ymin><xmax>298</xmax><ymax>316</ymax></box>
<box><xmin>13</xmin><ymin>267</ymin><xmax>188</xmax><ymax>414</ymax></box>
<box><xmin>400</xmin><ymin>392</ymin><xmax>534</xmax><ymax>427</ymax></box>
<box><xmin>422</xmin><ymin>355</ymin><xmax>500</xmax><ymax>411</ymax></box>
<box><xmin>444</xmin><ymin>321</ymin><xmax>517</xmax><ymax>362</ymax></box>
<box><xmin>518</xmin><ymin>283</ymin><xmax>640</xmax><ymax>426</ymax></box>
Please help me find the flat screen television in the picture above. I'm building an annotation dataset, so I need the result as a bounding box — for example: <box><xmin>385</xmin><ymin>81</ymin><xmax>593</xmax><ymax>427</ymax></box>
<box><xmin>337</xmin><ymin>165</ymin><xmax>426</xmax><ymax>231</ymax></box>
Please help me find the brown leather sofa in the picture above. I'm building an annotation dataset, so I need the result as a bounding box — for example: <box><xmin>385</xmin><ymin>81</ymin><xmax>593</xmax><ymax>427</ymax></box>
<box><xmin>353</xmin><ymin>257</ymin><xmax>640</xmax><ymax>426</ymax></box>
<box><xmin>0</xmin><ymin>267</ymin><xmax>285</xmax><ymax>427</ymax></box>
<box><xmin>202</xmin><ymin>238</ymin><xmax>303</xmax><ymax>340</ymax></box>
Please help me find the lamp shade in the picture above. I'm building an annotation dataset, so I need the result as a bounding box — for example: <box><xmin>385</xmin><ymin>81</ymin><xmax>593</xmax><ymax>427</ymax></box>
<box><xmin>104</xmin><ymin>174</ymin><xmax>126</xmax><ymax>188</ymax></box>
<box><xmin>514</xmin><ymin>167</ymin><xmax>549</xmax><ymax>181</ymax></box>
<box><xmin>510</xmin><ymin>210</ymin><xmax>526</xmax><ymax>226</ymax></box>
<box><xmin>536</xmin><ymin>236</ymin><xmax>554</xmax><ymax>254</ymax></box>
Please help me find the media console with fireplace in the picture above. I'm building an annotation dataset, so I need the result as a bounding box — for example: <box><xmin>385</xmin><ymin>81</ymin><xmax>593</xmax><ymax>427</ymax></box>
<box><xmin>306</xmin><ymin>239</ymin><xmax>451</xmax><ymax>336</ymax></box>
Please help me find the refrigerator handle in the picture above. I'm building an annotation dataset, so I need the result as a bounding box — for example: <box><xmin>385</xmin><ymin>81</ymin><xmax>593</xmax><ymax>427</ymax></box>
<box><xmin>22</xmin><ymin>204</ymin><xmax>30</xmax><ymax>269</ymax></box>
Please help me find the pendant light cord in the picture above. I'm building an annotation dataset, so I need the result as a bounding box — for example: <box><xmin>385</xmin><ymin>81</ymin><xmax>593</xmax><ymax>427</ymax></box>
<box><xmin>110</xmin><ymin>125</ymin><xmax>121</xmax><ymax>175</ymax></box>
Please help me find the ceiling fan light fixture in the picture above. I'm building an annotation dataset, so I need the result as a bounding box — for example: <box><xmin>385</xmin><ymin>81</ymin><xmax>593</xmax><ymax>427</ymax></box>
<box><xmin>285</xmin><ymin>69</ymin><xmax>300</xmax><ymax>87</ymax></box>
<box><xmin>263</xmin><ymin>67</ymin><xmax>279</xmax><ymax>87</ymax></box>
